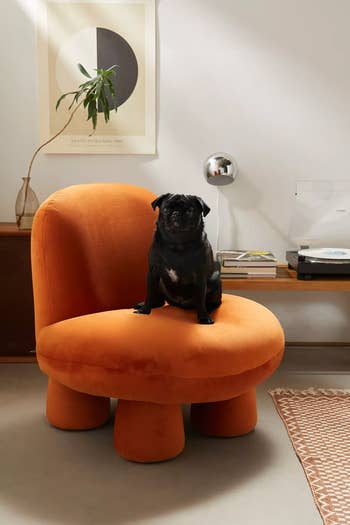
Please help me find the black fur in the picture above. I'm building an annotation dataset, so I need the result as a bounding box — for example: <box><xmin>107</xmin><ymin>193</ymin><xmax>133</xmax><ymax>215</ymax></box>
<box><xmin>134</xmin><ymin>193</ymin><xmax>222</xmax><ymax>324</ymax></box>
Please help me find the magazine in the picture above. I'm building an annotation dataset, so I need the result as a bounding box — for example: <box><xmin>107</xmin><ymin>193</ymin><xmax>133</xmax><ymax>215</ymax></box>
<box><xmin>217</xmin><ymin>250</ymin><xmax>277</xmax><ymax>267</ymax></box>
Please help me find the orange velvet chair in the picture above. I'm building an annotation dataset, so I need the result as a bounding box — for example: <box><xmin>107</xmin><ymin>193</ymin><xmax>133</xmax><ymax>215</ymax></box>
<box><xmin>31</xmin><ymin>183</ymin><xmax>284</xmax><ymax>463</ymax></box>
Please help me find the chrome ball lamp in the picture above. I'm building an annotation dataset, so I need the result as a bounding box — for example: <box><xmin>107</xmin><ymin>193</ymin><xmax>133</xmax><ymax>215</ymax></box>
<box><xmin>203</xmin><ymin>152</ymin><xmax>238</xmax><ymax>186</ymax></box>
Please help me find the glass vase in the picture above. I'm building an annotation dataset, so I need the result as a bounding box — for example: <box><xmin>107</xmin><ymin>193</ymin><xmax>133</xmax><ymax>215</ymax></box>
<box><xmin>15</xmin><ymin>177</ymin><xmax>40</xmax><ymax>230</ymax></box>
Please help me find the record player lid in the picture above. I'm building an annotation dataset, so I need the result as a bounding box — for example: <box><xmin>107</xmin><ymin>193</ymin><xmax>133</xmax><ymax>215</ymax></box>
<box><xmin>298</xmin><ymin>248</ymin><xmax>350</xmax><ymax>260</ymax></box>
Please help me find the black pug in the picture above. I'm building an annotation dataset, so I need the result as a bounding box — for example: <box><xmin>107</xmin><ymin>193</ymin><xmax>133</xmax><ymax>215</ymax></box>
<box><xmin>134</xmin><ymin>193</ymin><xmax>222</xmax><ymax>324</ymax></box>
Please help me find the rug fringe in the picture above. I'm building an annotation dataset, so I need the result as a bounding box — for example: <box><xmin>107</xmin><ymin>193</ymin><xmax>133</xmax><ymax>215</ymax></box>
<box><xmin>269</xmin><ymin>387</ymin><xmax>350</xmax><ymax>396</ymax></box>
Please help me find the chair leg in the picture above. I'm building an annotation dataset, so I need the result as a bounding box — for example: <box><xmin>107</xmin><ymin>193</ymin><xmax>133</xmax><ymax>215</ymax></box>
<box><xmin>46</xmin><ymin>378</ymin><xmax>110</xmax><ymax>430</ymax></box>
<box><xmin>114</xmin><ymin>400</ymin><xmax>185</xmax><ymax>463</ymax></box>
<box><xmin>191</xmin><ymin>389</ymin><xmax>257</xmax><ymax>437</ymax></box>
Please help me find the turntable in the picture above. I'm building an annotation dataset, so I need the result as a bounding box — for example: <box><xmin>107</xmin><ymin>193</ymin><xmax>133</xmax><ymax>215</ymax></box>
<box><xmin>286</xmin><ymin>248</ymin><xmax>350</xmax><ymax>280</ymax></box>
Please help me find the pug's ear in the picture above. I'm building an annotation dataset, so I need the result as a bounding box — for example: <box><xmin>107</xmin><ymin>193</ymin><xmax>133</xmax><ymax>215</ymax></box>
<box><xmin>151</xmin><ymin>193</ymin><xmax>171</xmax><ymax>210</ymax></box>
<box><xmin>194</xmin><ymin>196</ymin><xmax>210</xmax><ymax>217</ymax></box>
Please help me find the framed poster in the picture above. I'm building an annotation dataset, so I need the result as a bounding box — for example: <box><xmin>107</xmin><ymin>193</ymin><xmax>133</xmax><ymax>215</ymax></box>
<box><xmin>37</xmin><ymin>0</ymin><xmax>156</xmax><ymax>154</ymax></box>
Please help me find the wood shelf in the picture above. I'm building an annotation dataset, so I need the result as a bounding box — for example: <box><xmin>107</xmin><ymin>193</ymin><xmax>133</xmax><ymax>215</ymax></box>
<box><xmin>221</xmin><ymin>265</ymin><xmax>350</xmax><ymax>291</ymax></box>
<box><xmin>0</xmin><ymin>222</ymin><xmax>31</xmax><ymax>236</ymax></box>
<box><xmin>0</xmin><ymin>222</ymin><xmax>35</xmax><ymax>357</ymax></box>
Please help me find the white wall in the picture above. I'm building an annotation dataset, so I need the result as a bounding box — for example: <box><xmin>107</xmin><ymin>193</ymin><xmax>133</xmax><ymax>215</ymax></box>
<box><xmin>2</xmin><ymin>0</ymin><xmax>350</xmax><ymax>342</ymax></box>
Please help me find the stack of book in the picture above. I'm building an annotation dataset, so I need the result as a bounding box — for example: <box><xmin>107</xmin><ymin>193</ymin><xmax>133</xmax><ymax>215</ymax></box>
<box><xmin>217</xmin><ymin>250</ymin><xmax>278</xmax><ymax>278</ymax></box>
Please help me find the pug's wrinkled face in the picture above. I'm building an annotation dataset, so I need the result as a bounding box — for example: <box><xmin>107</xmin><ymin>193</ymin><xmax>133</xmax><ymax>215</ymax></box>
<box><xmin>152</xmin><ymin>194</ymin><xmax>210</xmax><ymax>236</ymax></box>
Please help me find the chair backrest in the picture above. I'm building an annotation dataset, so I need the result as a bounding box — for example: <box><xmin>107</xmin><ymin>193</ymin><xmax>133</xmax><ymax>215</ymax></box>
<box><xmin>31</xmin><ymin>183</ymin><xmax>156</xmax><ymax>336</ymax></box>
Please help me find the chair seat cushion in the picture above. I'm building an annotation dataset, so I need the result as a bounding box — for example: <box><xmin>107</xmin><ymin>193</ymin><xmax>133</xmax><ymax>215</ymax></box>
<box><xmin>37</xmin><ymin>294</ymin><xmax>284</xmax><ymax>403</ymax></box>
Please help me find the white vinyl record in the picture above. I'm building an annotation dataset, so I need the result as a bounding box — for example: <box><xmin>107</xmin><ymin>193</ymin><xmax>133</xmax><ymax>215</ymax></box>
<box><xmin>298</xmin><ymin>248</ymin><xmax>350</xmax><ymax>260</ymax></box>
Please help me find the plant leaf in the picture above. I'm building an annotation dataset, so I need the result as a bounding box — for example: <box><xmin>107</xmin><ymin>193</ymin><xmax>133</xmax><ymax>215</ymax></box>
<box><xmin>92</xmin><ymin>110</ymin><xmax>97</xmax><ymax>130</ymax></box>
<box><xmin>106</xmin><ymin>64</ymin><xmax>118</xmax><ymax>73</ymax></box>
<box><xmin>106</xmin><ymin>78</ymin><xmax>115</xmax><ymax>97</ymax></box>
<box><xmin>96</xmin><ymin>79</ymin><xmax>103</xmax><ymax>99</ymax></box>
<box><xmin>68</xmin><ymin>90</ymin><xmax>83</xmax><ymax>110</ymax></box>
<box><xmin>100</xmin><ymin>85</ymin><xmax>111</xmax><ymax>123</ymax></box>
<box><xmin>78</xmin><ymin>63</ymin><xmax>92</xmax><ymax>78</ymax></box>
<box><xmin>56</xmin><ymin>91</ymin><xmax>77</xmax><ymax>110</ymax></box>
<box><xmin>83</xmin><ymin>94</ymin><xmax>93</xmax><ymax>108</ymax></box>
<box><xmin>78</xmin><ymin>80</ymin><xmax>94</xmax><ymax>90</ymax></box>
<box><xmin>87</xmin><ymin>100</ymin><xmax>97</xmax><ymax>120</ymax></box>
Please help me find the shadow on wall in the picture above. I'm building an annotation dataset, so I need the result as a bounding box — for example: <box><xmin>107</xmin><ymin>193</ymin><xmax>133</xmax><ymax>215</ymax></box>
<box><xmin>218</xmin><ymin>172</ymin><xmax>291</xmax><ymax>250</ymax></box>
<box><xmin>0</xmin><ymin>402</ymin><xmax>275</xmax><ymax>525</ymax></box>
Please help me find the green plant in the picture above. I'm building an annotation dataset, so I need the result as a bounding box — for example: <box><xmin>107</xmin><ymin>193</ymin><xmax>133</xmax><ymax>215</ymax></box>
<box><xmin>27</xmin><ymin>63</ymin><xmax>118</xmax><ymax>180</ymax></box>
<box><xmin>17</xmin><ymin>64</ymin><xmax>118</xmax><ymax>228</ymax></box>
<box><xmin>56</xmin><ymin>63</ymin><xmax>118</xmax><ymax>130</ymax></box>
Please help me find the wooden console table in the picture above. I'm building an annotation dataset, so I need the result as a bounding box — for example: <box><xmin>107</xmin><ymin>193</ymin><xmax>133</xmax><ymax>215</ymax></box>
<box><xmin>221</xmin><ymin>265</ymin><xmax>350</xmax><ymax>292</ymax></box>
<box><xmin>0</xmin><ymin>223</ymin><xmax>35</xmax><ymax>358</ymax></box>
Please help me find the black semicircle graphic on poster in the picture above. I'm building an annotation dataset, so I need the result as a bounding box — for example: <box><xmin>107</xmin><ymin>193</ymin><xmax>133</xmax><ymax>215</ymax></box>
<box><xmin>96</xmin><ymin>27</ymin><xmax>138</xmax><ymax>110</ymax></box>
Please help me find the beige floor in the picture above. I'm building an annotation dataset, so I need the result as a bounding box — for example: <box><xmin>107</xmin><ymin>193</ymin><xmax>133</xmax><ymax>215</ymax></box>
<box><xmin>0</xmin><ymin>348</ymin><xmax>349</xmax><ymax>525</ymax></box>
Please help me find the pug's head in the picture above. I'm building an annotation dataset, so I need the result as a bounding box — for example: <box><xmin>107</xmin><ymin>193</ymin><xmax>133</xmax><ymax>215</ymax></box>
<box><xmin>151</xmin><ymin>193</ymin><xmax>210</xmax><ymax>238</ymax></box>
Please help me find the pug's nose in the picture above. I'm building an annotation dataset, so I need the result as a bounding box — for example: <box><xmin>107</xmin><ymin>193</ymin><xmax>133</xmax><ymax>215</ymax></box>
<box><xmin>172</xmin><ymin>213</ymin><xmax>181</xmax><ymax>227</ymax></box>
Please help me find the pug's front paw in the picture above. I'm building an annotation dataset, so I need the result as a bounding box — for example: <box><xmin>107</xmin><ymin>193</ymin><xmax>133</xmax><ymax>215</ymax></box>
<box><xmin>133</xmin><ymin>301</ymin><xmax>145</xmax><ymax>310</ymax></box>
<box><xmin>134</xmin><ymin>305</ymin><xmax>151</xmax><ymax>315</ymax></box>
<box><xmin>198</xmin><ymin>315</ymin><xmax>214</xmax><ymax>325</ymax></box>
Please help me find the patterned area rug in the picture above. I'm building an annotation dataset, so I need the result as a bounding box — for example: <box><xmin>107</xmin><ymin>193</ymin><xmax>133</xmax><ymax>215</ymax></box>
<box><xmin>269</xmin><ymin>388</ymin><xmax>350</xmax><ymax>525</ymax></box>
